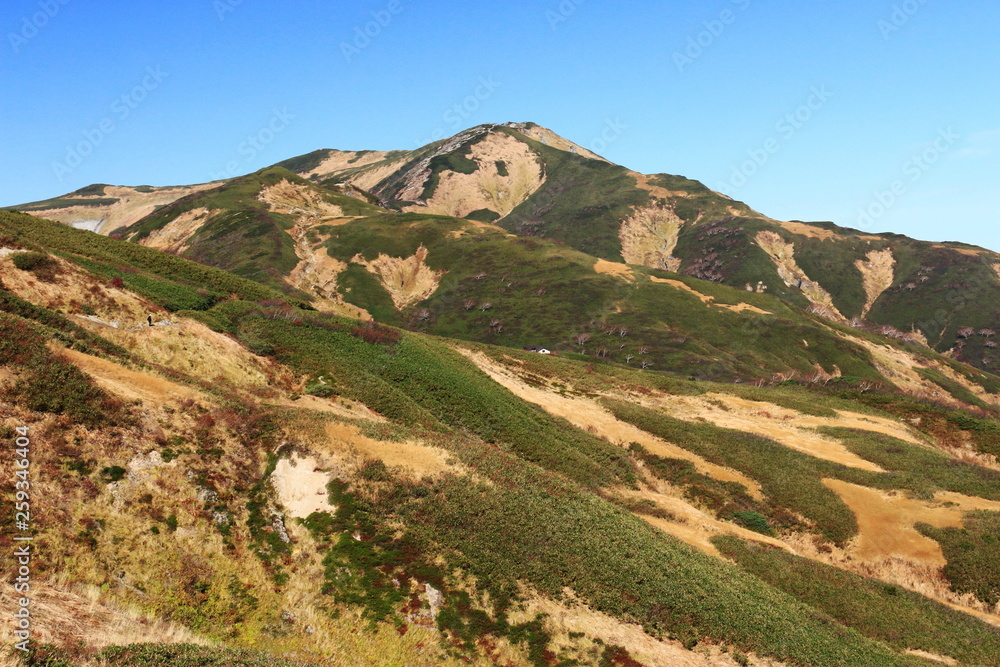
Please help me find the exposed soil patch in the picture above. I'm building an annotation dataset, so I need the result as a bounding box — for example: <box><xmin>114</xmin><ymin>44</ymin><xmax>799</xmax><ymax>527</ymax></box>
<box><xmin>138</xmin><ymin>207</ymin><xmax>217</xmax><ymax>254</ymax></box>
<box><xmin>271</xmin><ymin>454</ymin><xmax>337</xmax><ymax>519</ymax></box>
<box><xmin>351</xmin><ymin>245</ymin><xmax>445</xmax><ymax>310</ymax></box>
<box><xmin>619</xmin><ymin>204</ymin><xmax>684</xmax><ymax>272</ymax></box>
<box><xmin>593</xmin><ymin>258</ymin><xmax>635</xmax><ymax>282</ymax></box>
<box><xmin>855</xmin><ymin>249</ymin><xmax>896</xmax><ymax>317</ymax></box>
<box><xmin>756</xmin><ymin>231</ymin><xmax>845</xmax><ymax>321</ymax></box>
<box><xmin>405</xmin><ymin>131</ymin><xmax>545</xmax><ymax>219</ymax></box>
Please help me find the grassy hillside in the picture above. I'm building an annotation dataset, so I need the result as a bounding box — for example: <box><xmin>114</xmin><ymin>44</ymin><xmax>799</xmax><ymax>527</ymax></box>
<box><xmin>3</xmin><ymin>213</ymin><xmax>1000</xmax><ymax>664</ymax></box>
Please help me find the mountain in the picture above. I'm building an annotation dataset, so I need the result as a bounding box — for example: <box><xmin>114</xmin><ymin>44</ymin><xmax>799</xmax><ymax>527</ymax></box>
<box><xmin>15</xmin><ymin>122</ymin><xmax>1000</xmax><ymax>379</ymax></box>
<box><xmin>3</xmin><ymin>208</ymin><xmax>1000</xmax><ymax>666</ymax></box>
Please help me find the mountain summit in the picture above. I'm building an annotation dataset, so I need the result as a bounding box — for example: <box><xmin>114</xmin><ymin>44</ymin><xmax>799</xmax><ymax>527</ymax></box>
<box><xmin>12</xmin><ymin>122</ymin><xmax>1000</xmax><ymax>381</ymax></box>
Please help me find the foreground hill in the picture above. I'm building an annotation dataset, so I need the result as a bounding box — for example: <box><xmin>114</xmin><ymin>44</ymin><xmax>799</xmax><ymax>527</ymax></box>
<box><xmin>3</xmin><ymin>211</ymin><xmax>1000</xmax><ymax>665</ymax></box>
<box><xmin>15</xmin><ymin>123</ymin><xmax>1000</xmax><ymax>377</ymax></box>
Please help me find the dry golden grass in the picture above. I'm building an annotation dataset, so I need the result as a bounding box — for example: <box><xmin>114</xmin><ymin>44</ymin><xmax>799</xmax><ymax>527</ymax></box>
<box><xmin>633</xmin><ymin>391</ymin><xmax>915</xmax><ymax>472</ymax></box>
<box><xmin>457</xmin><ymin>348</ymin><xmax>763</xmax><ymax>497</ymax></box>
<box><xmin>0</xmin><ymin>253</ymin><xmax>154</xmax><ymax>324</ymax></box>
<box><xmin>322</xmin><ymin>421</ymin><xmax>462</xmax><ymax>479</ymax></box>
<box><xmin>648</xmin><ymin>277</ymin><xmax>772</xmax><ymax>314</ymax></box>
<box><xmin>53</xmin><ymin>343</ymin><xmax>208</xmax><ymax>404</ymax></box>
<box><xmin>593</xmin><ymin>258</ymin><xmax>636</xmax><ymax>282</ymax></box>
<box><xmin>616</xmin><ymin>486</ymin><xmax>792</xmax><ymax>558</ymax></box>
<box><xmin>511</xmin><ymin>588</ymin><xmax>788</xmax><ymax>667</ymax></box>
<box><xmin>92</xmin><ymin>317</ymin><xmax>291</xmax><ymax>392</ymax></box>
<box><xmin>0</xmin><ymin>580</ymin><xmax>208</xmax><ymax>657</ymax></box>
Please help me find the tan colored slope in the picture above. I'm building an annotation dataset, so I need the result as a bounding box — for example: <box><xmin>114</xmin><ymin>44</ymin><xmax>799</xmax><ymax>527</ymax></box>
<box><xmin>323</xmin><ymin>422</ymin><xmax>462</xmax><ymax>479</ymax></box>
<box><xmin>618</xmin><ymin>488</ymin><xmax>791</xmax><ymax>558</ymax></box>
<box><xmin>649</xmin><ymin>276</ymin><xmax>772</xmax><ymax>315</ymax></box>
<box><xmin>512</xmin><ymin>123</ymin><xmax>610</xmax><ymax>162</ymax></box>
<box><xmin>593</xmin><ymin>258</ymin><xmax>636</xmax><ymax>281</ymax></box>
<box><xmin>457</xmin><ymin>349</ymin><xmax>763</xmax><ymax>498</ymax></box>
<box><xmin>305</xmin><ymin>149</ymin><xmax>396</xmax><ymax>179</ymax></box>
<box><xmin>54</xmin><ymin>344</ymin><xmax>206</xmax><ymax>405</ymax></box>
<box><xmin>34</xmin><ymin>183</ymin><xmax>218</xmax><ymax>235</ymax></box>
<box><xmin>257</xmin><ymin>178</ymin><xmax>345</xmax><ymax>218</ymax></box>
<box><xmin>137</xmin><ymin>207</ymin><xmax>218</xmax><ymax>253</ymax></box>
<box><xmin>835</xmin><ymin>329</ymin><xmax>1000</xmax><ymax>408</ymax></box>
<box><xmin>855</xmin><ymin>249</ymin><xmax>896</xmax><ymax>317</ymax></box>
<box><xmin>636</xmin><ymin>390</ymin><xmax>926</xmax><ymax>472</ymax></box>
<box><xmin>756</xmin><ymin>230</ymin><xmax>845</xmax><ymax>321</ymax></box>
<box><xmin>351</xmin><ymin>245</ymin><xmax>445</xmax><ymax>310</ymax></box>
<box><xmin>0</xmin><ymin>582</ymin><xmax>207</xmax><ymax>661</ymax></box>
<box><xmin>405</xmin><ymin>131</ymin><xmax>545</xmax><ymax>219</ymax></box>
<box><xmin>517</xmin><ymin>592</ymin><xmax>787</xmax><ymax>667</ymax></box>
<box><xmin>619</xmin><ymin>204</ymin><xmax>684</xmax><ymax>272</ymax></box>
<box><xmin>345</xmin><ymin>155</ymin><xmax>413</xmax><ymax>191</ymax></box>
<box><xmin>0</xmin><ymin>253</ymin><xmax>154</xmax><ymax>324</ymax></box>
<box><xmin>993</xmin><ymin>263</ymin><xmax>1000</xmax><ymax>282</ymax></box>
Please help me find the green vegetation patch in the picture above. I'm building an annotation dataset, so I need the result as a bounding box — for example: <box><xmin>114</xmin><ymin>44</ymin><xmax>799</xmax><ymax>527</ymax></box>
<box><xmin>94</xmin><ymin>643</ymin><xmax>315</xmax><ymax>666</ymax></box>
<box><xmin>399</xmin><ymin>437</ymin><xmax>910</xmax><ymax>666</ymax></box>
<box><xmin>715</xmin><ymin>536</ymin><xmax>1000</xmax><ymax>665</ymax></box>
<box><xmin>0</xmin><ymin>312</ymin><xmax>128</xmax><ymax>426</ymax></box>
<box><xmin>0</xmin><ymin>211</ymin><xmax>295</xmax><ymax>306</ymax></box>
<box><xmin>918</xmin><ymin>511</ymin><xmax>1000</xmax><ymax>607</ymax></box>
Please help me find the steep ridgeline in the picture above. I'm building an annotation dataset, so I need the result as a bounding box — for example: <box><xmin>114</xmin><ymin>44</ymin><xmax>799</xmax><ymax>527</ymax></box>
<box><xmin>13</xmin><ymin>122</ymin><xmax>1000</xmax><ymax>376</ymax></box>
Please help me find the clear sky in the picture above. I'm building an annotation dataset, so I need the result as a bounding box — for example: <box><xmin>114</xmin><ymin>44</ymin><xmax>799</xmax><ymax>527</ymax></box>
<box><xmin>3</xmin><ymin>0</ymin><xmax>998</xmax><ymax>250</ymax></box>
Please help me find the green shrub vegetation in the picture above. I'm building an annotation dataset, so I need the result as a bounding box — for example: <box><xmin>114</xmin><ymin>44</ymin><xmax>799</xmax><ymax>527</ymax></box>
<box><xmin>918</xmin><ymin>511</ymin><xmax>1000</xmax><ymax>607</ymax></box>
<box><xmin>715</xmin><ymin>536</ymin><xmax>1000</xmax><ymax>665</ymax></box>
<box><xmin>0</xmin><ymin>210</ymin><xmax>298</xmax><ymax>306</ymax></box>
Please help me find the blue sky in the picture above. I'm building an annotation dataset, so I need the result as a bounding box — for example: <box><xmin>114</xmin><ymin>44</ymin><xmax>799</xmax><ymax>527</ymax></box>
<box><xmin>2</xmin><ymin>0</ymin><xmax>998</xmax><ymax>250</ymax></box>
